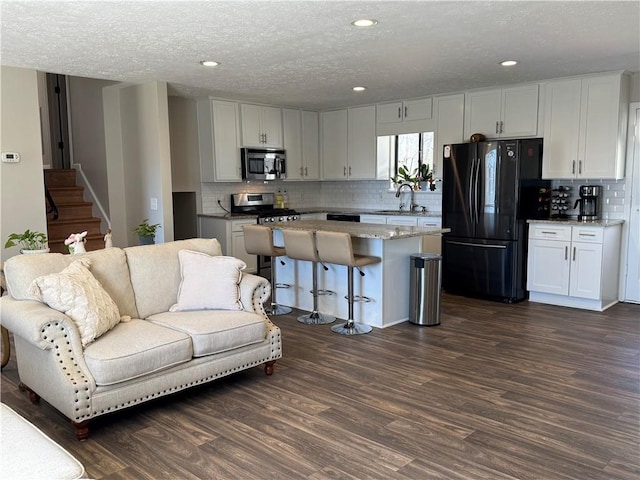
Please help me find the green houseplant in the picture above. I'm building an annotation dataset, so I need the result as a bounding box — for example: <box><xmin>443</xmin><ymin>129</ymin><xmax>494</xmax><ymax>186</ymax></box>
<box><xmin>4</xmin><ymin>229</ymin><xmax>49</xmax><ymax>253</ymax></box>
<box><xmin>390</xmin><ymin>166</ymin><xmax>419</xmax><ymax>188</ymax></box>
<box><xmin>134</xmin><ymin>219</ymin><xmax>161</xmax><ymax>245</ymax></box>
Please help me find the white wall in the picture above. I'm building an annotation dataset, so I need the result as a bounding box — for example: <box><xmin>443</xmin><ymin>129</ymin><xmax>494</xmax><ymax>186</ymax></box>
<box><xmin>103</xmin><ymin>81</ymin><xmax>173</xmax><ymax>247</ymax></box>
<box><xmin>0</xmin><ymin>66</ymin><xmax>47</xmax><ymax>261</ymax></box>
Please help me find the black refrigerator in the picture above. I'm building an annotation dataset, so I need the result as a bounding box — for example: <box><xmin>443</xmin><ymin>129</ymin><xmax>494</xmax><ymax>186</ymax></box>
<box><xmin>441</xmin><ymin>138</ymin><xmax>550</xmax><ymax>302</ymax></box>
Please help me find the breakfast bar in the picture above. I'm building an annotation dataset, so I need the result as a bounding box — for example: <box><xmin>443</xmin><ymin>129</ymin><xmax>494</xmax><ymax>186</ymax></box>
<box><xmin>272</xmin><ymin>220</ymin><xmax>450</xmax><ymax>328</ymax></box>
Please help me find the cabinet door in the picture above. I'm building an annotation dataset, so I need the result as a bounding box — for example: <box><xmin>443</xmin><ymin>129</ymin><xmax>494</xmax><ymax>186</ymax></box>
<box><xmin>541</xmin><ymin>79</ymin><xmax>582</xmax><ymax>179</ymax></box>
<box><xmin>464</xmin><ymin>89</ymin><xmax>502</xmax><ymax>139</ymax></box>
<box><xmin>348</xmin><ymin>105</ymin><xmax>376</xmax><ymax>179</ymax></box>
<box><xmin>387</xmin><ymin>216</ymin><xmax>418</xmax><ymax>226</ymax></box>
<box><xmin>261</xmin><ymin>106</ymin><xmax>283</xmax><ymax>148</ymax></box>
<box><xmin>360</xmin><ymin>215</ymin><xmax>387</xmax><ymax>224</ymax></box>
<box><xmin>377</xmin><ymin>102</ymin><xmax>403</xmax><ymax>125</ymax></box>
<box><xmin>435</xmin><ymin>94</ymin><xmax>465</xmax><ymax>177</ymax></box>
<box><xmin>321</xmin><ymin>109</ymin><xmax>348</xmax><ymax>180</ymax></box>
<box><xmin>569</xmin><ymin>241</ymin><xmax>603</xmax><ymax>299</ymax></box>
<box><xmin>231</xmin><ymin>230</ymin><xmax>257</xmax><ymax>273</ymax></box>
<box><xmin>404</xmin><ymin>98</ymin><xmax>432</xmax><ymax>121</ymax></box>
<box><xmin>301</xmin><ymin>110</ymin><xmax>320</xmax><ymax>180</ymax></box>
<box><xmin>579</xmin><ymin>75</ymin><xmax>623</xmax><ymax>179</ymax></box>
<box><xmin>240</xmin><ymin>103</ymin><xmax>263</xmax><ymax>147</ymax></box>
<box><xmin>212</xmin><ymin>100</ymin><xmax>241</xmax><ymax>181</ymax></box>
<box><xmin>526</xmin><ymin>238</ymin><xmax>571</xmax><ymax>295</ymax></box>
<box><xmin>501</xmin><ymin>85</ymin><xmax>539</xmax><ymax>137</ymax></box>
<box><xmin>283</xmin><ymin>108</ymin><xmax>303</xmax><ymax>180</ymax></box>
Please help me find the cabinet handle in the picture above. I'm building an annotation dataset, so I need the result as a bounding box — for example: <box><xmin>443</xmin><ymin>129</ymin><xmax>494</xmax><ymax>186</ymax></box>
<box><xmin>398</xmin><ymin>107</ymin><xmax>402</xmax><ymax>119</ymax></box>
<box><xmin>404</xmin><ymin>106</ymin><xmax>408</xmax><ymax>118</ymax></box>
<box><xmin>343</xmin><ymin>166</ymin><xmax>347</xmax><ymax>176</ymax></box>
<box><xmin>304</xmin><ymin>167</ymin><xmax>308</xmax><ymax>176</ymax></box>
<box><xmin>579</xmin><ymin>233</ymin><xmax>596</xmax><ymax>237</ymax></box>
<box><xmin>572</xmin><ymin>246</ymin><xmax>576</xmax><ymax>261</ymax></box>
<box><xmin>496</xmin><ymin>121</ymin><xmax>499</xmax><ymax>134</ymax></box>
<box><xmin>578</xmin><ymin>160</ymin><xmax>582</xmax><ymax>174</ymax></box>
<box><xmin>565</xmin><ymin>246</ymin><xmax>568</xmax><ymax>260</ymax></box>
<box><xmin>500</xmin><ymin>121</ymin><xmax>504</xmax><ymax>134</ymax></box>
<box><xmin>541</xmin><ymin>231</ymin><xmax>557</xmax><ymax>235</ymax></box>
<box><xmin>572</xmin><ymin>161</ymin><xmax>576</xmax><ymax>174</ymax></box>
<box><xmin>349</xmin><ymin>166</ymin><xmax>352</xmax><ymax>176</ymax></box>
<box><xmin>300</xmin><ymin>167</ymin><xmax>303</xmax><ymax>176</ymax></box>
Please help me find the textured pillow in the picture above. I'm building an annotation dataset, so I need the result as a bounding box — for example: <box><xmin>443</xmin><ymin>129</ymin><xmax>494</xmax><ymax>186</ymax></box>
<box><xmin>29</xmin><ymin>257</ymin><xmax>121</xmax><ymax>347</ymax></box>
<box><xmin>170</xmin><ymin>250</ymin><xmax>246</xmax><ymax>312</ymax></box>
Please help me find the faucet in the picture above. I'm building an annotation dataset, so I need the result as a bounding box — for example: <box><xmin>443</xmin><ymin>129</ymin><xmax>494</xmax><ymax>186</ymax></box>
<box><xmin>395</xmin><ymin>183</ymin><xmax>415</xmax><ymax>212</ymax></box>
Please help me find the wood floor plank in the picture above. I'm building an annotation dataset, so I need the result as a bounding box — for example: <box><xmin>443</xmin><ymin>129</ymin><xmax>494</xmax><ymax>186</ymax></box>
<box><xmin>2</xmin><ymin>293</ymin><xmax>638</xmax><ymax>479</ymax></box>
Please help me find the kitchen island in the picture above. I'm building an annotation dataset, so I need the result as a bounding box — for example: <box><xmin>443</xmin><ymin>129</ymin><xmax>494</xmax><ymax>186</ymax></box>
<box><xmin>272</xmin><ymin>220</ymin><xmax>450</xmax><ymax>328</ymax></box>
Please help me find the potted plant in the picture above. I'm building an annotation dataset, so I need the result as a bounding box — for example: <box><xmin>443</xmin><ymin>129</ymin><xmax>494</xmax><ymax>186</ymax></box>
<box><xmin>390</xmin><ymin>166</ymin><xmax>420</xmax><ymax>189</ymax></box>
<box><xmin>4</xmin><ymin>229</ymin><xmax>50</xmax><ymax>254</ymax></box>
<box><xmin>417</xmin><ymin>163</ymin><xmax>436</xmax><ymax>191</ymax></box>
<box><xmin>134</xmin><ymin>219</ymin><xmax>161</xmax><ymax>245</ymax></box>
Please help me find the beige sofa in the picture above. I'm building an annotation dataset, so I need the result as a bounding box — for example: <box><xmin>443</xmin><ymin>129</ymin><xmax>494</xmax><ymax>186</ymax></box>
<box><xmin>0</xmin><ymin>239</ymin><xmax>281</xmax><ymax>440</ymax></box>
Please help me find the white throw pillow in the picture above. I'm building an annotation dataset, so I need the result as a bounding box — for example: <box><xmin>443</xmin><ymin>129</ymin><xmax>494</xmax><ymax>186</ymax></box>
<box><xmin>29</xmin><ymin>257</ymin><xmax>121</xmax><ymax>347</ymax></box>
<box><xmin>170</xmin><ymin>250</ymin><xmax>246</xmax><ymax>312</ymax></box>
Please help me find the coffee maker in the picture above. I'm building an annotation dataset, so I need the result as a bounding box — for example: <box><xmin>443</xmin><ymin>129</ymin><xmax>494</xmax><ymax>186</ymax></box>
<box><xmin>574</xmin><ymin>185</ymin><xmax>601</xmax><ymax>221</ymax></box>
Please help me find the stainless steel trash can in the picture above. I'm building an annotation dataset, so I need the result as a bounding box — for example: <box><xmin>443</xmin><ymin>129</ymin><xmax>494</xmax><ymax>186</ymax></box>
<box><xmin>409</xmin><ymin>253</ymin><xmax>442</xmax><ymax>326</ymax></box>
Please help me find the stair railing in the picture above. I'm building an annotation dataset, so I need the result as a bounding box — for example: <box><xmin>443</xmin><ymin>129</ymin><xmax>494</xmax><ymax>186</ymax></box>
<box><xmin>45</xmin><ymin>185</ymin><xmax>59</xmax><ymax>220</ymax></box>
<box><xmin>72</xmin><ymin>163</ymin><xmax>111</xmax><ymax>230</ymax></box>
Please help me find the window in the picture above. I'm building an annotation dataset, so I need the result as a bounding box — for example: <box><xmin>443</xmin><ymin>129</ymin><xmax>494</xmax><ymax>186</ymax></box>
<box><xmin>384</xmin><ymin>132</ymin><xmax>434</xmax><ymax>186</ymax></box>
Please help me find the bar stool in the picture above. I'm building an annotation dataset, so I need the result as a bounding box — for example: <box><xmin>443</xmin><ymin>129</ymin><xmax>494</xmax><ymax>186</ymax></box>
<box><xmin>315</xmin><ymin>231</ymin><xmax>381</xmax><ymax>335</ymax></box>
<box><xmin>281</xmin><ymin>229</ymin><xmax>336</xmax><ymax>325</ymax></box>
<box><xmin>243</xmin><ymin>225</ymin><xmax>292</xmax><ymax>316</ymax></box>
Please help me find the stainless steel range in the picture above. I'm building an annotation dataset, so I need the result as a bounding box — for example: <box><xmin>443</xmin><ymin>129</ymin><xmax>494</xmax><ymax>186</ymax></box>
<box><xmin>230</xmin><ymin>193</ymin><xmax>300</xmax><ymax>276</ymax></box>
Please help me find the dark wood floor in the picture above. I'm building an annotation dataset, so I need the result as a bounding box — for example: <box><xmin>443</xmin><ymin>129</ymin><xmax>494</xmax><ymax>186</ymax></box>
<box><xmin>2</xmin><ymin>294</ymin><xmax>639</xmax><ymax>479</ymax></box>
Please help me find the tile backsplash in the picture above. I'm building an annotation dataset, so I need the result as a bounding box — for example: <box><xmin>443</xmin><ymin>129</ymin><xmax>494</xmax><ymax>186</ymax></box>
<box><xmin>201</xmin><ymin>178</ymin><xmax>624</xmax><ymax>220</ymax></box>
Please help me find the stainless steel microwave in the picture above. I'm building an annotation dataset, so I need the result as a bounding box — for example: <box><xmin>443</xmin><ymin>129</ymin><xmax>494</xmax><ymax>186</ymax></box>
<box><xmin>241</xmin><ymin>148</ymin><xmax>286</xmax><ymax>181</ymax></box>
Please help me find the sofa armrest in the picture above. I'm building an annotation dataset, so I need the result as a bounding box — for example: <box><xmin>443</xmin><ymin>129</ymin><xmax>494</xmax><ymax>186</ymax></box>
<box><xmin>0</xmin><ymin>296</ymin><xmax>84</xmax><ymax>352</ymax></box>
<box><xmin>239</xmin><ymin>273</ymin><xmax>271</xmax><ymax>315</ymax></box>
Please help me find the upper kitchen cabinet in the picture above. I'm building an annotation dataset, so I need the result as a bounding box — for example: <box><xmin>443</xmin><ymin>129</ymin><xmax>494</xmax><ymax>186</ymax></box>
<box><xmin>464</xmin><ymin>84</ymin><xmax>539</xmax><ymax>139</ymax></box>
<box><xmin>240</xmin><ymin>103</ymin><xmax>283</xmax><ymax>148</ymax></box>
<box><xmin>541</xmin><ymin>72</ymin><xmax>630</xmax><ymax>180</ymax></box>
<box><xmin>283</xmin><ymin>109</ymin><xmax>320</xmax><ymax>181</ymax></box>
<box><xmin>196</xmin><ymin>98</ymin><xmax>242</xmax><ymax>182</ymax></box>
<box><xmin>322</xmin><ymin>106</ymin><xmax>377</xmax><ymax>180</ymax></box>
<box><xmin>434</xmin><ymin>93</ymin><xmax>465</xmax><ymax>177</ymax></box>
<box><xmin>377</xmin><ymin>97</ymin><xmax>433</xmax><ymax>136</ymax></box>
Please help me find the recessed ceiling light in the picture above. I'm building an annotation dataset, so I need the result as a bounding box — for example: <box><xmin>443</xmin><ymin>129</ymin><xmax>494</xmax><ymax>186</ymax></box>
<box><xmin>353</xmin><ymin>86</ymin><xmax>367</xmax><ymax>92</ymax></box>
<box><xmin>500</xmin><ymin>60</ymin><xmax>518</xmax><ymax>67</ymax></box>
<box><xmin>200</xmin><ymin>60</ymin><xmax>220</xmax><ymax>67</ymax></box>
<box><xmin>351</xmin><ymin>19</ymin><xmax>378</xmax><ymax>27</ymax></box>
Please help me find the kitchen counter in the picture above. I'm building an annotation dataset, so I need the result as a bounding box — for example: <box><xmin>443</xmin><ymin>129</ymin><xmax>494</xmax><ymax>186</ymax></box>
<box><xmin>528</xmin><ymin>218</ymin><xmax>624</xmax><ymax>227</ymax></box>
<box><xmin>271</xmin><ymin>219</ymin><xmax>449</xmax><ymax>239</ymax></box>
<box><xmin>198</xmin><ymin>209</ymin><xmax>443</xmax><ymax>221</ymax></box>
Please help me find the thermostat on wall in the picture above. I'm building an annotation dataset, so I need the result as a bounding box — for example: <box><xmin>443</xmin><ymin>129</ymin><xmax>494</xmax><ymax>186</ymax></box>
<box><xmin>2</xmin><ymin>152</ymin><xmax>21</xmax><ymax>163</ymax></box>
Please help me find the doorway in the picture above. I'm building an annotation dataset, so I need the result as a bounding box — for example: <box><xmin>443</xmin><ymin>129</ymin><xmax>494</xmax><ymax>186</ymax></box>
<box><xmin>624</xmin><ymin>103</ymin><xmax>640</xmax><ymax>303</ymax></box>
<box><xmin>46</xmin><ymin>73</ymin><xmax>71</xmax><ymax>169</ymax></box>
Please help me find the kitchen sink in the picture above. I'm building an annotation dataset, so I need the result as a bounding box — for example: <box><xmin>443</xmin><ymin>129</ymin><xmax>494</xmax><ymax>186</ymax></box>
<box><xmin>373</xmin><ymin>210</ymin><xmax>420</xmax><ymax>214</ymax></box>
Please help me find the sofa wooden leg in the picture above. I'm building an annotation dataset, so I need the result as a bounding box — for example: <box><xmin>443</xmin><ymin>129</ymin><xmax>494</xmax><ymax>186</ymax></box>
<box><xmin>264</xmin><ymin>360</ymin><xmax>276</xmax><ymax>375</ymax></box>
<box><xmin>19</xmin><ymin>383</ymin><xmax>40</xmax><ymax>404</ymax></box>
<box><xmin>72</xmin><ymin>421</ymin><xmax>90</xmax><ymax>441</ymax></box>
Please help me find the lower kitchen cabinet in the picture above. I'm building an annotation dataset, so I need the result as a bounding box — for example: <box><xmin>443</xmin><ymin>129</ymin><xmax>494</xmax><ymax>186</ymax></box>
<box><xmin>526</xmin><ymin>222</ymin><xmax>622</xmax><ymax>311</ymax></box>
<box><xmin>198</xmin><ymin>216</ymin><xmax>258</xmax><ymax>273</ymax></box>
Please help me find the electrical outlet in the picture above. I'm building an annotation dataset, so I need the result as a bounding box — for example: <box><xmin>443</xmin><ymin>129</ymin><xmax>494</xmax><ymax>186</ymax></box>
<box><xmin>150</xmin><ymin>197</ymin><xmax>158</xmax><ymax>211</ymax></box>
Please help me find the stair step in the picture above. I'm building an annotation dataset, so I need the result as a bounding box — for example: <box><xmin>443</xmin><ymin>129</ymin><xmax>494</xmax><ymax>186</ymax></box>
<box><xmin>44</xmin><ymin>169</ymin><xmax>77</xmax><ymax>188</ymax></box>
<box><xmin>48</xmin><ymin>235</ymin><xmax>105</xmax><ymax>254</ymax></box>
<box><xmin>47</xmin><ymin>218</ymin><xmax>102</xmax><ymax>241</ymax></box>
<box><xmin>47</xmin><ymin>186</ymin><xmax>85</xmax><ymax>204</ymax></box>
<box><xmin>49</xmin><ymin>203</ymin><xmax>94</xmax><ymax>221</ymax></box>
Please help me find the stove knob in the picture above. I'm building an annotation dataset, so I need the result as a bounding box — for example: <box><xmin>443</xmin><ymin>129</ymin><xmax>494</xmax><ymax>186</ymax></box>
<box><xmin>279</xmin><ymin>216</ymin><xmax>285</xmax><ymax>222</ymax></box>
<box><xmin>287</xmin><ymin>215</ymin><xmax>293</xmax><ymax>221</ymax></box>
<box><xmin>269</xmin><ymin>218</ymin><xmax>275</xmax><ymax>223</ymax></box>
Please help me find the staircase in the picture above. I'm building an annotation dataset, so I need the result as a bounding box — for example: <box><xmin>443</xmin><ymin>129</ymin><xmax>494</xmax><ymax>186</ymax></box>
<box><xmin>44</xmin><ymin>169</ymin><xmax>104</xmax><ymax>253</ymax></box>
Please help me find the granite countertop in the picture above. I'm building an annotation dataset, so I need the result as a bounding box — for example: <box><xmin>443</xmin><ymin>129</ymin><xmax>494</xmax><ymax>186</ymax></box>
<box><xmin>528</xmin><ymin>218</ymin><xmax>624</xmax><ymax>227</ymax></box>
<box><xmin>199</xmin><ymin>208</ymin><xmax>443</xmax><ymax>220</ymax></box>
<box><xmin>271</xmin><ymin>220</ymin><xmax>449</xmax><ymax>240</ymax></box>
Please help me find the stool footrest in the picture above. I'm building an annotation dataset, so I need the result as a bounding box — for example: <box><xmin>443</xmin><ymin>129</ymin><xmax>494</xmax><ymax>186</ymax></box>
<box><xmin>345</xmin><ymin>295</ymin><xmax>373</xmax><ymax>304</ymax></box>
<box><xmin>312</xmin><ymin>289</ymin><xmax>335</xmax><ymax>296</ymax></box>
<box><xmin>275</xmin><ymin>283</ymin><xmax>291</xmax><ymax>289</ymax></box>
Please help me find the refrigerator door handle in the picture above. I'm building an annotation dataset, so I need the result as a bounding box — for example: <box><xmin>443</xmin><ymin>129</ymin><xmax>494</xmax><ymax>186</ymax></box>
<box><xmin>468</xmin><ymin>157</ymin><xmax>476</xmax><ymax>225</ymax></box>
<box><xmin>448</xmin><ymin>241</ymin><xmax>507</xmax><ymax>249</ymax></box>
<box><xmin>473</xmin><ymin>155</ymin><xmax>481</xmax><ymax>223</ymax></box>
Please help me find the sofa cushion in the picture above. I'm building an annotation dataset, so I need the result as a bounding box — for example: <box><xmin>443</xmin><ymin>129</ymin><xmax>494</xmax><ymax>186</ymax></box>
<box><xmin>29</xmin><ymin>258</ymin><xmax>121</xmax><ymax>347</ymax></box>
<box><xmin>84</xmin><ymin>319</ymin><xmax>193</xmax><ymax>386</ymax></box>
<box><xmin>147</xmin><ymin>310</ymin><xmax>267</xmax><ymax>357</ymax></box>
<box><xmin>124</xmin><ymin>238</ymin><xmax>223</xmax><ymax>319</ymax></box>
<box><xmin>170</xmin><ymin>251</ymin><xmax>246</xmax><ymax>312</ymax></box>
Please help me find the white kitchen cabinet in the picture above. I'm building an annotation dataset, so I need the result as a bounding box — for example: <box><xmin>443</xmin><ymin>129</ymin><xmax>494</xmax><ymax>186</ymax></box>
<box><xmin>541</xmin><ymin>73</ymin><xmax>630</xmax><ymax>180</ymax></box>
<box><xmin>527</xmin><ymin>222</ymin><xmax>622</xmax><ymax>311</ymax></box>
<box><xmin>464</xmin><ymin>84</ymin><xmax>539</xmax><ymax>139</ymax></box>
<box><xmin>377</xmin><ymin>98</ymin><xmax>433</xmax><ymax>135</ymax></box>
<box><xmin>386</xmin><ymin>215</ymin><xmax>418</xmax><ymax>226</ymax></box>
<box><xmin>322</xmin><ymin>106</ymin><xmax>377</xmax><ymax>180</ymax></box>
<box><xmin>418</xmin><ymin>217</ymin><xmax>442</xmax><ymax>254</ymax></box>
<box><xmin>360</xmin><ymin>214</ymin><xmax>387</xmax><ymax>224</ymax></box>
<box><xmin>197</xmin><ymin>99</ymin><xmax>242</xmax><ymax>182</ymax></box>
<box><xmin>435</xmin><ymin>93</ymin><xmax>465</xmax><ymax>177</ymax></box>
<box><xmin>240</xmin><ymin>103</ymin><xmax>283</xmax><ymax>148</ymax></box>
<box><xmin>199</xmin><ymin>216</ymin><xmax>257</xmax><ymax>273</ymax></box>
<box><xmin>283</xmin><ymin>109</ymin><xmax>320</xmax><ymax>181</ymax></box>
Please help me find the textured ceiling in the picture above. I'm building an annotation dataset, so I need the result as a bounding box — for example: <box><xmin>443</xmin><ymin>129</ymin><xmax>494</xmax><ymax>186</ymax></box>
<box><xmin>1</xmin><ymin>1</ymin><xmax>639</xmax><ymax>109</ymax></box>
